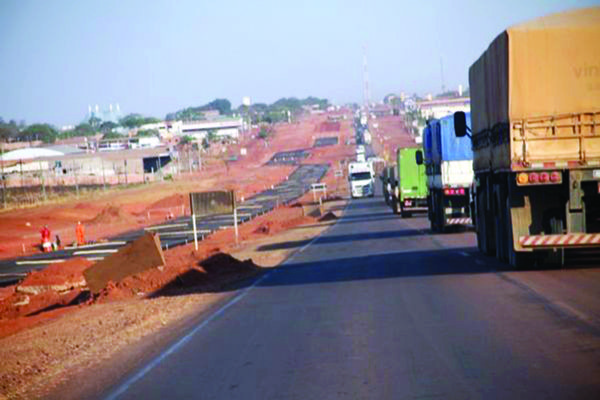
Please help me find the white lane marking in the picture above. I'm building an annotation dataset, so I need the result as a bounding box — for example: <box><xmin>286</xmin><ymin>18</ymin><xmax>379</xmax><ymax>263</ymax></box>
<box><xmin>86</xmin><ymin>257</ymin><xmax>105</xmax><ymax>261</ymax></box>
<box><xmin>144</xmin><ymin>223</ymin><xmax>188</xmax><ymax>231</ymax></box>
<box><xmin>73</xmin><ymin>249</ymin><xmax>119</xmax><ymax>255</ymax></box>
<box><xmin>16</xmin><ymin>259</ymin><xmax>66</xmax><ymax>265</ymax></box>
<box><xmin>65</xmin><ymin>241</ymin><xmax>127</xmax><ymax>250</ymax></box>
<box><xmin>157</xmin><ymin>230</ymin><xmax>210</xmax><ymax>236</ymax></box>
<box><xmin>104</xmin><ymin>271</ymin><xmax>273</xmax><ymax>400</ymax></box>
<box><xmin>457</xmin><ymin>251</ymin><xmax>471</xmax><ymax>257</ymax></box>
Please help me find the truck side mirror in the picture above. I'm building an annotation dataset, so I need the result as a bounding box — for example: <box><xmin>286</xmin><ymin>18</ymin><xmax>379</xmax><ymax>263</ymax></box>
<box><xmin>415</xmin><ymin>150</ymin><xmax>423</xmax><ymax>165</ymax></box>
<box><xmin>454</xmin><ymin>112</ymin><xmax>467</xmax><ymax>137</ymax></box>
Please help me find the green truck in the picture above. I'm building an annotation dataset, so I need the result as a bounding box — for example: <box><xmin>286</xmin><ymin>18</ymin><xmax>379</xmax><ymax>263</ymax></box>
<box><xmin>389</xmin><ymin>147</ymin><xmax>428</xmax><ymax>217</ymax></box>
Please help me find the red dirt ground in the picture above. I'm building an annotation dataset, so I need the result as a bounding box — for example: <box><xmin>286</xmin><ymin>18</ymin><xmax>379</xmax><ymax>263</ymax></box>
<box><xmin>0</xmin><ymin>114</ymin><xmax>350</xmax><ymax>260</ymax></box>
<box><xmin>0</xmin><ymin>112</ymin><xmax>356</xmax><ymax>339</ymax></box>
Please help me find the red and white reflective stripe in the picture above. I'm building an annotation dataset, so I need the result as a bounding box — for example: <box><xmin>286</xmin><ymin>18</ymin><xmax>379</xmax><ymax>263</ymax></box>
<box><xmin>519</xmin><ymin>233</ymin><xmax>600</xmax><ymax>247</ymax></box>
<box><xmin>445</xmin><ymin>218</ymin><xmax>472</xmax><ymax>225</ymax></box>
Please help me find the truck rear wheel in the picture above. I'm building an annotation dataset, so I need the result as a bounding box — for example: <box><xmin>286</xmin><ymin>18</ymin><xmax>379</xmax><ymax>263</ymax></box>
<box><xmin>400</xmin><ymin>207</ymin><xmax>411</xmax><ymax>218</ymax></box>
<box><xmin>476</xmin><ymin>185</ymin><xmax>494</xmax><ymax>255</ymax></box>
<box><xmin>392</xmin><ymin>199</ymin><xmax>400</xmax><ymax>215</ymax></box>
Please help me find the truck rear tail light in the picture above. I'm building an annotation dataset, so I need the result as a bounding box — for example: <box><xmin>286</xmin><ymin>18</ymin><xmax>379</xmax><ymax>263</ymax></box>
<box><xmin>458</xmin><ymin>188</ymin><xmax>465</xmax><ymax>195</ymax></box>
<box><xmin>516</xmin><ymin>171</ymin><xmax>562</xmax><ymax>186</ymax></box>
<box><xmin>528</xmin><ymin>172</ymin><xmax>539</xmax><ymax>183</ymax></box>
<box><xmin>517</xmin><ymin>173</ymin><xmax>528</xmax><ymax>185</ymax></box>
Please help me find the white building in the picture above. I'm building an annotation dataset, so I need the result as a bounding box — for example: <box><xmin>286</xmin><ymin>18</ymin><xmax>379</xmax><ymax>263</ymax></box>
<box><xmin>417</xmin><ymin>97</ymin><xmax>471</xmax><ymax>119</ymax></box>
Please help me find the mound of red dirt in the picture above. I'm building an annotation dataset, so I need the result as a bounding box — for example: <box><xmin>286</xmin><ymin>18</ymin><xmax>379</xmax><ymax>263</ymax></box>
<box><xmin>95</xmin><ymin>251</ymin><xmax>260</xmax><ymax>301</ymax></box>
<box><xmin>90</xmin><ymin>205</ymin><xmax>137</xmax><ymax>225</ymax></box>
<box><xmin>253</xmin><ymin>223</ymin><xmax>271</xmax><ymax>234</ymax></box>
<box><xmin>145</xmin><ymin>193</ymin><xmax>188</xmax><ymax>212</ymax></box>
<box><xmin>18</xmin><ymin>257</ymin><xmax>92</xmax><ymax>293</ymax></box>
<box><xmin>319</xmin><ymin>211</ymin><xmax>338</xmax><ymax>222</ymax></box>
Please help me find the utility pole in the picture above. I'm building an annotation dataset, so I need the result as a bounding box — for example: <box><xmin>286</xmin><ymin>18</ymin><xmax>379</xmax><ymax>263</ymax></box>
<box><xmin>440</xmin><ymin>57</ymin><xmax>446</xmax><ymax>94</ymax></box>
<box><xmin>0</xmin><ymin>142</ymin><xmax>5</xmax><ymax>208</ymax></box>
<box><xmin>363</xmin><ymin>46</ymin><xmax>369</xmax><ymax>106</ymax></box>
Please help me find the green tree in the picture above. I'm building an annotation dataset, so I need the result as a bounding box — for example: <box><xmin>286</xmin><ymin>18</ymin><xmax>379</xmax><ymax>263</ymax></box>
<box><xmin>180</xmin><ymin>135</ymin><xmax>195</xmax><ymax>145</ymax></box>
<box><xmin>207</xmin><ymin>129</ymin><xmax>217</xmax><ymax>142</ymax></box>
<box><xmin>88</xmin><ymin>116</ymin><xmax>102</xmax><ymax>130</ymax></box>
<box><xmin>22</xmin><ymin>124</ymin><xmax>58</xmax><ymax>143</ymax></box>
<box><xmin>119</xmin><ymin>113</ymin><xmax>146</xmax><ymax>129</ymax></box>
<box><xmin>258</xmin><ymin>127</ymin><xmax>268</xmax><ymax>139</ymax></box>
<box><xmin>0</xmin><ymin>121</ymin><xmax>19</xmax><ymax>141</ymax></box>
<box><xmin>100</xmin><ymin>121</ymin><xmax>118</xmax><ymax>134</ymax></box>
<box><xmin>102</xmin><ymin>131</ymin><xmax>123</xmax><ymax>140</ymax></box>
<box><xmin>137</xmin><ymin>128</ymin><xmax>159</xmax><ymax>137</ymax></box>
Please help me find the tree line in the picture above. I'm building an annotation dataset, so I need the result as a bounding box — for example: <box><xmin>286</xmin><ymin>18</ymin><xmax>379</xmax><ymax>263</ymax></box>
<box><xmin>0</xmin><ymin>113</ymin><xmax>162</xmax><ymax>145</ymax></box>
<box><xmin>1</xmin><ymin>95</ymin><xmax>330</xmax><ymax>145</ymax></box>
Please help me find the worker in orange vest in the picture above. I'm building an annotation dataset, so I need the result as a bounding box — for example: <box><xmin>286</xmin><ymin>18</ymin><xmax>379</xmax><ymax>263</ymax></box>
<box><xmin>40</xmin><ymin>225</ymin><xmax>52</xmax><ymax>252</ymax></box>
<box><xmin>76</xmin><ymin>221</ymin><xmax>85</xmax><ymax>246</ymax></box>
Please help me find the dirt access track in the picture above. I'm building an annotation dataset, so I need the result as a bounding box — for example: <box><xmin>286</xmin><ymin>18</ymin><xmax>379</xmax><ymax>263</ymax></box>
<box><xmin>0</xmin><ymin>113</ymin><xmax>411</xmax><ymax>399</ymax></box>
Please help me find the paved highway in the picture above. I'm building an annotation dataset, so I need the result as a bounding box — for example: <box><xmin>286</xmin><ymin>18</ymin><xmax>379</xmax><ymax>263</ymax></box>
<box><xmin>101</xmin><ymin>186</ymin><xmax>600</xmax><ymax>399</ymax></box>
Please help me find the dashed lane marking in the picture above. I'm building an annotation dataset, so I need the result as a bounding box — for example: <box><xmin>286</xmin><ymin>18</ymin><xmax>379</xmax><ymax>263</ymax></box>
<box><xmin>73</xmin><ymin>249</ymin><xmax>119</xmax><ymax>255</ymax></box>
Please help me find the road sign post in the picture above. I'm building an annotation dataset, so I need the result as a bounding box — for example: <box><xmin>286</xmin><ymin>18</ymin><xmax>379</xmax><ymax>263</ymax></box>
<box><xmin>189</xmin><ymin>190</ymin><xmax>236</xmax><ymax>249</ymax></box>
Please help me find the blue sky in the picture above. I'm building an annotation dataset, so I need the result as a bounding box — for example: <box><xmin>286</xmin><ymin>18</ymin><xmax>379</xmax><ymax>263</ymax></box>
<box><xmin>0</xmin><ymin>0</ymin><xmax>598</xmax><ymax>126</ymax></box>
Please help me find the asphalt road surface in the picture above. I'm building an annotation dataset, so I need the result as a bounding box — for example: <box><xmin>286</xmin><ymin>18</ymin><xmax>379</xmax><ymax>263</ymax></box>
<box><xmin>102</xmin><ymin>186</ymin><xmax>600</xmax><ymax>399</ymax></box>
<box><xmin>0</xmin><ymin>164</ymin><xmax>328</xmax><ymax>284</ymax></box>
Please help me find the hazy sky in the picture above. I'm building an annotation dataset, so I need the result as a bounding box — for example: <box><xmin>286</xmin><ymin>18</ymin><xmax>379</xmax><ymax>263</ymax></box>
<box><xmin>1</xmin><ymin>0</ymin><xmax>598</xmax><ymax>126</ymax></box>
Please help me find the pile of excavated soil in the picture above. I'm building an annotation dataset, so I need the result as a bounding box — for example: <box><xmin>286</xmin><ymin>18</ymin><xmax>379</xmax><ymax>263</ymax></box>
<box><xmin>18</xmin><ymin>257</ymin><xmax>92</xmax><ymax>291</ymax></box>
<box><xmin>89</xmin><ymin>205</ymin><xmax>138</xmax><ymax>225</ymax></box>
<box><xmin>319</xmin><ymin>211</ymin><xmax>339</xmax><ymax>222</ymax></box>
<box><xmin>145</xmin><ymin>193</ymin><xmax>188</xmax><ymax>212</ymax></box>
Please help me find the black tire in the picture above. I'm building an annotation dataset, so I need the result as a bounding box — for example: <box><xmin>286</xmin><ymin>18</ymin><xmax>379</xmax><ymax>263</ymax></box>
<box><xmin>392</xmin><ymin>199</ymin><xmax>400</xmax><ymax>215</ymax></box>
<box><xmin>495</xmin><ymin>183</ymin><xmax>508</xmax><ymax>262</ymax></box>
<box><xmin>477</xmin><ymin>186</ymin><xmax>494</xmax><ymax>256</ymax></box>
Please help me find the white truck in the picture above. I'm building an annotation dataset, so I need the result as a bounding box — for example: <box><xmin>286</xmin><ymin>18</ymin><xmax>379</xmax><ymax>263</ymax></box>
<box><xmin>363</xmin><ymin>130</ymin><xmax>372</xmax><ymax>145</ymax></box>
<box><xmin>355</xmin><ymin>145</ymin><xmax>366</xmax><ymax>162</ymax></box>
<box><xmin>348</xmin><ymin>161</ymin><xmax>374</xmax><ymax>198</ymax></box>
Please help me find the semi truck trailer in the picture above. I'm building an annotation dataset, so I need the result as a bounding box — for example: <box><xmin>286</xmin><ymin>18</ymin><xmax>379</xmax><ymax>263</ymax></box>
<box><xmin>389</xmin><ymin>147</ymin><xmax>427</xmax><ymax>217</ymax></box>
<box><xmin>454</xmin><ymin>7</ymin><xmax>600</xmax><ymax>267</ymax></box>
<box><xmin>419</xmin><ymin>114</ymin><xmax>474</xmax><ymax>232</ymax></box>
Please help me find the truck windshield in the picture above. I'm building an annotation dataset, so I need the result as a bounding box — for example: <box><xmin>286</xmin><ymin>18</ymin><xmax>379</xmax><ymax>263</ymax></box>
<box><xmin>350</xmin><ymin>172</ymin><xmax>372</xmax><ymax>181</ymax></box>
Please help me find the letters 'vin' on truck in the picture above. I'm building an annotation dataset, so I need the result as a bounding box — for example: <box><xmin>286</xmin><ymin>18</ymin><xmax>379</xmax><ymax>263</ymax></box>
<box><xmin>458</xmin><ymin>7</ymin><xmax>600</xmax><ymax>267</ymax></box>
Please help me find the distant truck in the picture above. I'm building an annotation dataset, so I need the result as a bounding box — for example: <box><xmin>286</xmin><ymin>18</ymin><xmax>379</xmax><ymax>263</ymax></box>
<box><xmin>363</xmin><ymin>130</ymin><xmax>372</xmax><ymax>145</ymax></box>
<box><xmin>389</xmin><ymin>147</ymin><xmax>427</xmax><ymax>217</ymax></box>
<box><xmin>454</xmin><ymin>8</ymin><xmax>600</xmax><ymax>267</ymax></box>
<box><xmin>355</xmin><ymin>145</ymin><xmax>366</xmax><ymax>162</ymax></box>
<box><xmin>418</xmin><ymin>114</ymin><xmax>474</xmax><ymax>231</ymax></box>
<box><xmin>348</xmin><ymin>161</ymin><xmax>374</xmax><ymax>198</ymax></box>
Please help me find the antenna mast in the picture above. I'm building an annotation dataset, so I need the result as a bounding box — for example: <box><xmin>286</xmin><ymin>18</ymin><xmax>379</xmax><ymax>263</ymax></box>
<box><xmin>440</xmin><ymin>57</ymin><xmax>446</xmax><ymax>94</ymax></box>
<box><xmin>363</xmin><ymin>46</ymin><xmax>370</xmax><ymax>109</ymax></box>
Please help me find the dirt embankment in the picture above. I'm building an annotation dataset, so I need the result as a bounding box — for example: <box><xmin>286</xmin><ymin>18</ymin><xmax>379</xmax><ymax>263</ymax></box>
<box><xmin>0</xmin><ymin>195</ymin><xmax>347</xmax><ymax>400</ymax></box>
<box><xmin>0</xmin><ymin>112</ymin><xmax>356</xmax><ymax>399</ymax></box>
